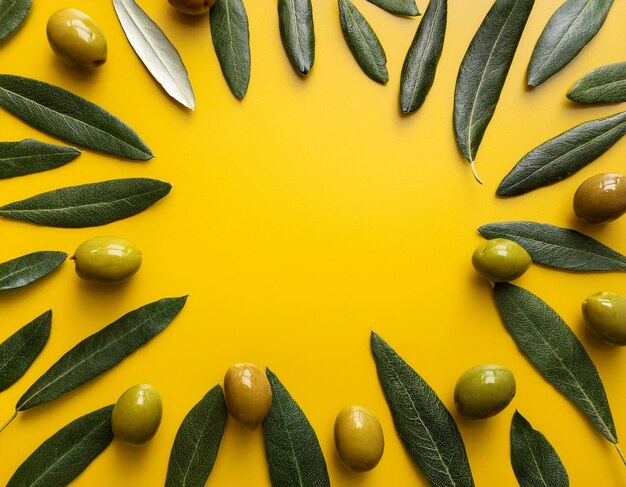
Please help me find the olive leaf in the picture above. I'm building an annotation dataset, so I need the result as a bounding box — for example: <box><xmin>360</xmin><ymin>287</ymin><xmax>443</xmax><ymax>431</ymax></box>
<box><xmin>0</xmin><ymin>311</ymin><xmax>51</xmax><ymax>392</ymax></box>
<box><xmin>478</xmin><ymin>221</ymin><xmax>626</xmax><ymax>272</ymax></box>
<box><xmin>0</xmin><ymin>178</ymin><xmax>172</xmax><ymax>228</ymax></box>
<box><xmin>113</xmin><ymin>0</ymin><xmax>195</xmax><ymax>110</ymax></box>
<box><xmin>493</xmin><ymin>283</ymin><xmax>618</xmax><ymax>446</ymax></box>
<box><xmin>0</xmin><ymin>74</ymin><xmax>153</xmax><ymax>160</ymax></box>
<box><xmin>0</xmin><ymin>251</ymin><xmax>67</xmax><ymax>292</ymax></box>
<box><xmin>278</xmin><ymin>0</ymin><xmax>315</xmax><ymax>76</ymax></box>
<box><xmin>0</xmin><ymin>139</ymin><xmax>80</xmax><ymax>179</ymax></box>
<box><xmin>527</xmin><ymin>0</ymin><xmax>614</xmax><ymax>87</ymax></box>
<box><xmin>7</xmin><ymin>405</ymin><xmax>114</xmax><ymax>487</ymax></box>
<box><xmin>165</xmin><ymin>385</ymin><xmax>227</xmax><ymax>487</ymax></box>
<box><xmin>263</xmin><ymin>368</ymin><xmax>330</xmax><ymax>487</ymax></box>
<box><xmin>366</xmin><ymin>0</ymin><xmax>419</xmax><ymax>16</ymax></box>
<box><xmin>400</xmin><ymin>0</ymin><xmax>447</xmax><ymax>113</ymax></box>
<box><xmin>339</xmin><ymin>0</ymin><xmax>388</xmax><ymax>84</ymax></box>
<box><xmin>497</xmin><ymin>111</ymin><xmax>626</xmax><ymax>196</ymax></box>
<box><xmin>371</xmin><ymin>332</ymin><xmax>475</xmax><ymax>487</ymax></box>
<box><xmin>210</xmin><ymin>0</ymin><xmax>250</xmax><ymax>100</ymax></box>
<box><xmin>568</xmin><ymin>62</ymin><xmax>626</xmax><ymax>104</ymax></box>
<box><xmin>0</xmin><ymin>0</ymin><xmax>31</xmax><ymax>42</ymax></box>
<box><xmin>454</xmin><ymin>0</ymin><xmax>534</xmax><ymax>183</ymax></box>
<box><xmin>510</xmin><ymin>411</ymin><xmax>569</xmax><ymax>487</ymax></box>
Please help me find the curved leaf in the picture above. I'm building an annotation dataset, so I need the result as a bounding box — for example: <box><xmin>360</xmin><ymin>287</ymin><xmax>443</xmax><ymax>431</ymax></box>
<box><xmin>367</xmin><ymin>0</ymin><xmax>419</xmax><ymax>16</ymax></box>
<box><xmin>0</xmin><ymin>139</ymin><xmax>80</xmax><ymax>179</ymax></box>
<box><xmin>278</xmin><ymin>0</ymin><xmax>315</xmax><ymax>75</ymax></box>
<box><xmin>0</xmin><ymin>74</ymin><xmax>153</xmax><ymax>160</ymax></box>
<box><xmin>527</xmin><ymin>0</ymin><xmax>614</xmax><ymax>87</ymax></box>
<box><xmin>497</xmin><ymin>111</ymin><xmax>626</xmax><ymax>196</ymax></box>
<box><xmin>371</xmin><ymin>332</ymin><xmax>475</xmax><ymax>487</ymax></box>
<box><xmin>567</xmin><ymin>62</ymin><xmax>626</xmax><ymax>104</ymax></box>
<box><xmin>0</xmin><ymin>251</ymin><xmax>67</xmax><ymax>291</ymax></box>
<box><xmin>0</xmin><ymin>0</ymin><xmax>31</xmax><ymax>41</ymax></box>
<box><xmin>0</xmin><ymin>178</ymin><xmax>172</xmax><ymax>228</ymax></box>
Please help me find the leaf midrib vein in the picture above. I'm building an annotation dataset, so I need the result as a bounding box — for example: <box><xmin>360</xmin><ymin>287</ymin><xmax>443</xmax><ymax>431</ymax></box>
<box><xmin>274</xmin><ymin>387</ymin><xmax>305</xmax><ymax>486</ymax></box>
<box><xmin>342</xmin><ymin>0</ymin><xmax>384</xmax><ymax>80</ymax></box>
<box><xmin>0</xmin><ymin>255</ymin><xmax>60</xmax><ymax>289</ymax></box>
<box><xmin>0</xmin><ymin>317</ymin><xmax>46</xmax><ymax>377</ymax></box>
<box><xmin>519</xmin><ymin>426</ymin><xmax>548</xmax><ymax>486</ymax></box>
<box><xmin>407</xmin><ymin>0</ymin><xmax>442</xmax><ymax>102</ymax></box>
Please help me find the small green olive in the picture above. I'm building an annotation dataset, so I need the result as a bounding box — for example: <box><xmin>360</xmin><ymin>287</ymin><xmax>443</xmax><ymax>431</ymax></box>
<box><xmin>334</xmin><ymin>405</ymin><xmax>384</xmax><ymax>472</ymax></box>
<box><xmin>472</xmin><ymin>238</ymin><xmax>532</xmax><ymax>282</ymax></box>
<box><xmin>168</xmin><ymin>0</ymin><xmax>215</xmax><ymax>15</ymax></box>
<box><xmin>47</xmin><ymin>9</ymin><xmax>107</xmax><ymax>69</ymax></box>
<box><xmin>582</xmin><ymin>291</ymin><xmax>626</xmax><ymax>345</ymax></box>
<box><xmin>72</xmin><ymin>236</ymin><xmax>142</xmax><ymax>284</ymax></box>
<box><xmin>223</xmin><ymin>363</ymin><xmax>272</xmax><ymax>429</ymax></box>
<box><xmin>454</xmin><ymin>364</ymin><xmax>516</xmax><ymax>419</ymax></box>
<box><xmin>574</xmin><ymin>173</ymin><xmax>626</xmax><ymax>223</ymax></box>
<box><xmin>112</xmin><ymin>384</ymin><xmax>162</xmax><ymax>445</ymax></box>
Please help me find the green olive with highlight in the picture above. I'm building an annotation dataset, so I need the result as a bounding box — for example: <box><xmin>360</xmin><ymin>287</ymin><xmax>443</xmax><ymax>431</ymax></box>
<box><xmin>223</xmin><ymin>363</ymin><xmax>272</xmax><ymax>429</ymax></box>
<box><xmin>47</xmin><ymin>9</ymin><xmax>107</xmax><ymax>69</ymax></box>
<box><xmin>574</xmin><ymin>173</ymin><xmax>626</xmax><ymax>223</ymax></box>
<box><xmin>454</xmin><ymin>364</ymin><xmax>516</xmax><ymax>419</ymax></box>
<box><xmin>112</xmin><ymin>384</ymin><xmax>162</xmax><ymax>445</ymax></box>
<box><xmin>72</xmin><ymin>236</ymin><xmax>142</xmax><ymax>284</ymax></box>
<box><xmin>582</xmin><ymin>291</ymin><xmax>626</xmax><ymax>345</ymax></box>
<box><xmin>472</xmin><ymin>238</ymin><xmax>532</xmax><ymax>282</ymax></box>
<box><xmin>334</xmin><ymin>405</ymin><xmax>384</xmax><ymax>472</ymax></box>
<box><xmin>168</xmin><ymin>0</ymin><xmax>215</xmax><ymax>15</ymax></box>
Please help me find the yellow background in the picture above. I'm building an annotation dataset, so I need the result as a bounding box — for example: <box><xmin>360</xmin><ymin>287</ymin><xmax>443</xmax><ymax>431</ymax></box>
<box><xmin>1</xmin><ymin>0</ymin><xmax>625</xmax><ymax>485</ymax></box>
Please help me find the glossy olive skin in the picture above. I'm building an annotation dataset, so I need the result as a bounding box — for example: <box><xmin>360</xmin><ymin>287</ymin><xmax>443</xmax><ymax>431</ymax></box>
<box><xmin>334</xmin><ymin>405</ymin><xmax>384</xmax><ymax>472</ymax></box>
<box><xmin>168</xmin><ymin>0</ymin><xmax>215</xmax><ymax>15</ymax></box>
<box><xmin>582</xmin><ymin>291</ymin><xmax>626</xmax><ymax>345</ymax></box>
<box><xmin>47</xmin><ymin>9</ymin><xmax>107</xmax><ymax>69</ymax></box>
<box><xmin>223</xmin><ymin>363</ymin><xmax>272</xmax><ymax>429</ymax></box>
<box><xmin>574</xmin><ymin>173</ymin><xmax>626</xmax><ymax>223</ymax></box>
<box><xmin>112</xmin><ymin>384</ymin><xmax>163</xmax><ymax>445</ymax></box>
<box><xmin>72</xmin><ymin>236</ymin><xmax>142</xmax><ymax>283</ymax></box>
<box><xmin>454</xmin><ymin>365</ymin><xmax>516</xmax><ymax>419</ymax></box>
<box><xmin>472</xmin><ymin>238</ymin><xmax>532</xmax><ymax>282</ymax></box>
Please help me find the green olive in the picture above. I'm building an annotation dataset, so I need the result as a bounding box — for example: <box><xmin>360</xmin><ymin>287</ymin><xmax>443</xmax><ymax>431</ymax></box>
<box><xmin>47</xmin><ymin>9</ymin><xmax>107</xmax><ymax>69</ymax></box>
<box><xmin>223</xmin><ymin>363</ymin><xmax>272</xmax><ymax>429</ymax></box>
<box><xmin>168</xmin><ymin>0</ymin><xmax>215</xmax><ymax>15</ymax></box>
<box><xmin>112</xmin><ymin>384</ymin><xmax>162</xmax><ymax>445</ymax></box>
<box><xmin>582</xmin><ymin>291</ymin><xmax>626</xmax><ymax>345</ymax></box>
<box><xmin>334</xmin><ymin>405</ymin><xmax>384</xmax><ymax>472</ymax></box>
<box><xmin>574</xmin><ymin>173</ymin><xmax>626</xmax><ymax>223</ymax></box>
<box><xmin>472</xmin><ymin>238</ymin><xmax>532</xmax><ymax>282</ymax></box>
<box><xmin>72</xmin><ymin>236</ymin><xmax>142</xmax><ymax>284</ymax></box>
<box><xmin>454</xmin><ymin>364</ymin><xmax>516</xmax><ymax>419</ymax></box>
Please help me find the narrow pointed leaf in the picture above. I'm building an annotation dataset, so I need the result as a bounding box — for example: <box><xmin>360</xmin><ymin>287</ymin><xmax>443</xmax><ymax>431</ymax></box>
<box><xmin>16</xmin><ymin>296</ymin><xmax>187</xmax><ymax>412</ymax></box>
<box><xmin>0</xmin><ymin>251</ymin><xmax>67</xmax><ymax>291</ymax></box>
<box><xmin>0</xmin><ymin>311</ymin><xmax>51</xmax><ymax>392</ymax></box>
<box><xmin>400</xmin><ymin>0</ymin><xmax>447</xmax><ymax>113</ymax></box>
<box><xmin>510</xmin><ymin>411</ymin><xmax>569</xmax><ymax>487</ymax></box>
<box><xmin>0</xmin><ymin>139</ymin><xmax>80</xmax><ymax>179</ymax></box>
<box><xmin>0</xmin><ymin>178</ymin><xmax>171</xmax><ymax>228</ymax></box>
<box><xmin>479</xmin><ymin>221</ymin><xmax>626</xmax><ymax>272</ymax></box>
<box><xmin>339</xmin><ymin>0</ymin><xmax>388</xmax><ymax>84</ymax></box>
<box><xmin>165</xmin><ymin>385</ymin><xmax>227</xmax><ymax>487</ymax></box>
<box><xmin>367</xmin><ymin>0</ymin><xmax>419</xmax><ymax>16</ymax></box>
<box><xmin>527</xmin><ymin>0</ymin><xmax>614</xmax><ymax>87</ymax></box>
<box><xmin>494</xmin><ymin>283</ymin><xmax>617</xmax><ymax>443</ymax></box>
<box><xmin>210</xmin><ymin>0</ymin><xmax>250</xmax><ymax>100</ymax></box>
<box><xmin>263</xmin><ymin>368</ymin><xmax>330</xmax><ymax>487</ymax></box>
<box><xmin>113</xmin><ymin>0</ymin><xmax>195</xmax><ymax>109</ymax></box>
<box><xmin>0</xmin><ymin>0</ymin><xmax>31</xmax><ymax>41</ymax></box>
<box><xmin>454</xmin><ymin>0</ymin><xmax>534</xmax><ymax>179</ymax></box>
<box><xmin>567</xmin><ymin>62</ymin><xmax>626</xmax><ymax>104</ymax></box>
<box><xmin>497</xmin><ymin>111</ymin><xmax>626</xmax><ymax>196</ymax></box>
<box><xmin>371</xmin><ymin>332</ymin><xmax>475</xmax><ymax>487</ymax></box>
<box><xmin>0</xmin><ymin>74</ymin><xmax>153</xmax><ymax>160</ymax></box>
<box><xmin>7</xmin><ymin>405</ymin><xmax>114</xmax><ymax>487</ymax></box>
<box><xmin>278</xmin><ymin>0</ymin><xmax>315</xmax><ymax>75</ymax></box>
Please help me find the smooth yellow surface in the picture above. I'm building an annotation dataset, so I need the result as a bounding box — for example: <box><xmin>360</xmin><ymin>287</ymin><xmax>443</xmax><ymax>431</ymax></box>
<box><xmin>0</xmin><ymin>1</ymin><xmax>625</xmax><ymax>485</ymax></box>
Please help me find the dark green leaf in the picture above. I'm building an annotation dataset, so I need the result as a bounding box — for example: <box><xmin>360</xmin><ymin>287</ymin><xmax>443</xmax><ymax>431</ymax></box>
<box><xmin>0</xmin><ymin>139</ymin><xmax>80</xmax><ymax>179</ymax></box>
<box><xmin>7</xmin><ymin>405</ymin><xmax>114</xmax><ymax>487</ymax></box>
<box><xmin>371</xmin><ymin>332</ymin><xmax>475</xmax><ymax>487</ymax></box>
<box><xmin>366</xmin><ymin>0</ymin><xmax>419</xmax><ymax>16</ymax></box>
<box><xmin>165</xmin><ymin>385</ymin><xmax>227</xmax><ymax>487</ymax></box>
<box><xmin>527</xmin><ymin>0</ymin><xmax>614</xmax><ymax>87</ymax></box>
<box><xmin>210</xmin><ymin>0</ymin><xmax>250</xmax><ymax>100</ymax></box>
<box><xmin>0</xmin><ymin>178</ymin><xmax>172</xmax><ymax>228</ymax></box>
<box><xmin>454</xmin><ymin>0</ymin><xmax>534</xmax><ymax>182</ymax></box>
<box><xmin>0</xmin><ymin>251</ymin><xmax>67</xmax><ymax>291</ymax></box>
<box><xmin>494</xmin><ymin>283</ymin><xmax>617</xmax><ymax>443</ymax></box>
<box><xmin>0</xmin><ymin>74</ymin><xmax>153</xmax><ymax>160</ymax></box>
<box><xmin>0</xmin><ymin>311</ymin><xmax>51</xmax><ymax>392</ymax></box>
<box><xmin>0</xmin><ymin>0</ymin><xmax>31</xmax><ymax>41</ymax></box>
<box><xmin>339</xmin><ymin>0</ymin><xmax>388</xmax><ymax>84</ymax></box>
<box><xmin>278</xmin><ymin>0</ymin><xmax>315</xmax><ymax>76</ymax></box>
<box><xmin>497</xmin><ymin>111</ymin><xmax>626</xmax><ymax>196</ymax></box>
<box><xmin>263</xmin><ymin>368</ymin><xmax>330</xmax><ymax>487</ymax></box>
<box><xmin>567</xmin><ymin>62</ymin><xmax>626</xmax><ymax>104</ymax></box>
<box><xmin>16</xmin><ymin>296</ymin><xmax>187</xmax><ymax>412</ymax></box>
<box><xmin>400</xmin><ymin>0</ymin><xmax>447</xmax><ymax>113</ymax></box>
<box><xmin>510</xmin><ymin>411</ymin><xmax>569</xmax><ymax>487</ymax></box>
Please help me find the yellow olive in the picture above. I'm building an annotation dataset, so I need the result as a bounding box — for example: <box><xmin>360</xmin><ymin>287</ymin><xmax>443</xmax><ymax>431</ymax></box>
<box><xmin>72</xmin><ymin>236</ymin><xmax>142</xmax><ymax>284</ymax></box>
<box><xmin>454</xmin><ymin>364</ymin><xmax>516</xmax><ymax>419</ymax></box>
<box><xmin>47</xmin><ymin>9</ymin><xmax>107</xmax><ymax>69</ymax></box>
<box><xmin>334</xmin><ymin>405</ymin><xmax>384</xmax><ymax>472</ymax></box>
<box><xmin>574</xmin><ymin>173</ymin><xmax>626</xmax><ymax>223</ymax></box>
<box><xmin>472</xmin><ymin>238</ymin><xmax>532</xmax><ymax>282</ymax></box>
<box><xmin>168</xmin><ymin>0</ymin><xmax>215</xmax><ymax>15</ymax></box>
<box><xmin>582</xmin><ymin>291</ymin><xmax>626</xmax><ymax>345</ymax></box>
<box><xmin>112</xmin><ymin>384</ymin><xmax>162</xmax><ymax>445</ymax></box>
<box><xmin>223</xmin><ymin>363</ymin><xmax>272</xmax><ymax>429</ymax></box>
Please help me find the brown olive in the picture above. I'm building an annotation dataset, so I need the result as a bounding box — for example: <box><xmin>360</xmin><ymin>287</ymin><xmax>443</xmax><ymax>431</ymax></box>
<box><xmin>168</xmin><ymin>0</ymin><xmax>215</xmax><ymax>15</ymax></box>
<box><xmin>573</xmin><ymin>173</ymin><xmax>626</xmax><ymax>223</ymax></box>
<box><xmin>334</xmin><ymin>405</ymin><xmax>384</xmax><ymax>472</ymax></box>
<box><xmin>223</xmin><ymin>363</ymin><xmax>272</xmax><ymax>429</ymax></box>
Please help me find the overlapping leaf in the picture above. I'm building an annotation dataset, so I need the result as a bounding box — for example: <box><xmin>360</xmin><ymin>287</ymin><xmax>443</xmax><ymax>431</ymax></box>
<box><xmin>278</xmin><ymin>0</ymin><xmax>315</xmax><ymax>75</ymax></box>
<box><xmin>0</xmin><ymin>139</ymin><xmax>80</xmax><ymax>179</ymax></box>
<box><xmin>568</xmin><ymin>62</ymin><xmax>626</xmax><ymax>104</ymax></box>
<box><xmin>0</xmin><ymin>251</ymin><xmax>67</xmax><ymax>291</ymax></box>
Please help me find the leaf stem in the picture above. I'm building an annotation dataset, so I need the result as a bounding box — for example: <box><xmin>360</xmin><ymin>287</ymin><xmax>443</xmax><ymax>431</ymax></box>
<box><xmin>0</xmin><ymin>410</ymin><xmax>17</xmax><ymax>433</ymax></box>
<box><xmin>616</xmin><ymin>443</ymin><xmax>626</xmax><ymax>466</ymax></box>
<box><xmin>470</xmin><ymin>161</ymin><xmax>483</xmax><ymax>184</ymax></box>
